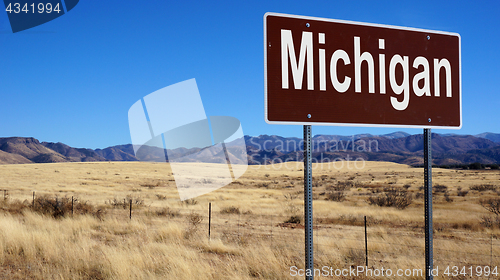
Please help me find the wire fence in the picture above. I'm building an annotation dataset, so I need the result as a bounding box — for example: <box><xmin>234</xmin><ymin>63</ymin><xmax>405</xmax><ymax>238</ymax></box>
<box><xmin>2</xmin><ymin>188</ymin><xmax>500</xmax><ymax>270</ymax></box>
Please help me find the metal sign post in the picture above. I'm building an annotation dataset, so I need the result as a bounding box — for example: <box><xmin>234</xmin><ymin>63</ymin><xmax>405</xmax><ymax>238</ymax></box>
<box><xmin>303</xmin><ymin>125</ymin><xmax>314</xmax><ymax>279</ymax></box>
<box><xmin>424</xmin><ymin>128</ymin><xmax>433</xmax><ymax>279</ymax></box>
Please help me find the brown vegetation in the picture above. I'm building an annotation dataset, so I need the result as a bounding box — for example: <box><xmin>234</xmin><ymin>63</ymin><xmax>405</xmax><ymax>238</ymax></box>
<box><xmin>0</xmin><ymin>161</ymin><xmax>499</xmax><ymax>279</ymax></box>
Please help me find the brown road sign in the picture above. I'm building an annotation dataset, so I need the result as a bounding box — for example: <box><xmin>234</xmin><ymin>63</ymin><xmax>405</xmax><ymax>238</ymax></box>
<box><xmin>264</xmin><ymin>13</ymin><xmax>461</xmax><ymax>129</ymax></box>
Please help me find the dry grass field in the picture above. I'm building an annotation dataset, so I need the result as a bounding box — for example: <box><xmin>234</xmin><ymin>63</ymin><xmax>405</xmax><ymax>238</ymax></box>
<box><xmin>0</xmin><ymin>161</ymin><xmax>500</xmax><ymax>279</ymax></box>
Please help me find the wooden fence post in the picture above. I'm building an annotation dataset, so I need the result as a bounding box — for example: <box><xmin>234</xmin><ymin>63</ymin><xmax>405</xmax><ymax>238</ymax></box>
<box><xmin>365</xmin><ymin>216</ymin><xmax>368</xmax><ymax>267</ymax></box>
<box><xmin>208</xmin><ymin>202</ymin><xmax>212</xmax><ymax>241</ymax></box>
<box><xmin>129</xmin><ymin>199</ymin><xmax>132</xmax><ymax>220</ymax></box>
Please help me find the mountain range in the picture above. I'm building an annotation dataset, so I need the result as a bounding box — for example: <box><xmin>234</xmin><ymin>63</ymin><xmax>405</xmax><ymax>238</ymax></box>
<box><xmin>0</xmin><ymin>132</ymin><xmax>499</xmax><ymax>166</ymax></box>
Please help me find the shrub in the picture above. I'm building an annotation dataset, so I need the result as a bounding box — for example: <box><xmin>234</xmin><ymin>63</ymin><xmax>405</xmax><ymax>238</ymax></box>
<box><xmin>480</xmin><ymin>215</ymin><xmax>500</xmax><ymax>228</ymax></box>
<box><xmin>72</xmin><ymin>198</ymin><xmax>94</xmax><ymax>214</ymax></box>
<box><xmin>156</xmin><ymin>194</ymin><xmax>167</xmax><ymax>200</ymax></box>
<box><xmin>156</xmin><ymin>207</ymin><xmax>180</xmax><ymax>217</ymax></box>
<box><xmin>220</xmin><ymin>206</ymin><xmax>240</xmax><ymax>214</ymax></box>
<box><xmin>184</xmin><ymin>212</ymin><xmax>203</xmax><ymax>239</ymax></box>
<box><xmin>32</xmin><ymin>195</ymin><xmax>93</xmax><ymax>218</ymax></box>
<box><xmin>0</xmin><ymin>199</ymin><xmax>29</xmax><ymax>215</ymax></box>
<box><xmin>457</xmin><ymin>190</ymin><xmax>469</xmax><ymax>197</ymax></box>
<box><xmin>480</xmin><ymin>198</ymin><xmax>500</xmax><ymax>216</ymax></box>
<box><xmin>444</xmin><ymin>192</ymin><xmax>453</xmax><ymax>203</ymax></box>
<box><xmin>338</xmin><ymin>214</ymin><xmax>360</xmax><ymax>226</ymax></box>
<box><xmin>259</xmin><ymin>182</ymin><xmax>270</xmax><ymax>188</ymax></box>
<box><xmin>34</xmin><ymin>196</ymin><xmax>68</xmax><ymax>218</ymax></box>
<box><xmin>107</xmin><ymin>198</ymin><xmax>126</xmax><ymax>208</ymax></box>
<box><xmin>338</xmin><ymin>180</ymin><xmax>354</xmax><ymax>189</ymax></box>
<box><xmin>182</xmin><ymin>198</ymin><xmax>198</xmax><ymax>206</ymax></box>
<box><xmin>284</xmin><ymin>215</ymin><xmax>301</xmax><ymax>224</ymax></box>
<box><xmin>188</xmin><ymin>212</ymin><xmax>203</xmax><ymax>227</ymax></box>
<box><xmin>471</xmin><ymin>184</ymin><xmax>497</xmax><ymax>192</ymax></box>
<box><xmin>433</xmin><ymin>184</ymin><xmax>448</xmax><ymax>193</ymax></box>
<box><xmin>92</xmin><ymin>209</ymin><xmax>103</xmax><ymax>221</ymax></box>
<box><xmin>327</xmin><ymin>180</ymin><xmax>354</xmax><ymax>192</ymax></box>
<box><xmin>469</xmin><ymin>162</ymin><xmax>482</xmax><ymax>170</ymax></box>
<box><xmin>367</xmin><ymin>187</ymin><xmax>413</xmax><ymax>209</ymax></box>
<box><xmin>129</xmin><ymin>196</ymin><xmax>144</xmax><ymax>206</ymax></box>
<box><xmin>107</xmin><ymin>196</ymin><xmax>144</xmax><ymax>209</ymax></box>
<box><xmin>325</xmin><ymin>191</ymin><xmax>346</xmax><ymax>202</ymax></box>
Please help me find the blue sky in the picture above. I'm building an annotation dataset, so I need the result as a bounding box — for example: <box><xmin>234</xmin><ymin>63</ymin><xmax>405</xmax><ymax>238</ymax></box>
<box><xmin>1</xmin><ymin>0</ymin><xmax>499</xmax><ymax>149</ymax></box>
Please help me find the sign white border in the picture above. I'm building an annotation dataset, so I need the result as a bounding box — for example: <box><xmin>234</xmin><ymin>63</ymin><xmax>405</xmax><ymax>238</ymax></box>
<box><xmin>264</xmin><ymin>12</ymin><xmax>462</xmax><ymax>129</ymax></box>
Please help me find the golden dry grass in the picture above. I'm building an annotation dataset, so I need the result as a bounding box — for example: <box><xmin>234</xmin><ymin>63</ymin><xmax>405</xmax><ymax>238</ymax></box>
<box><xmin>0</xmin><ymin>161</ymin><xmax>499</xmax><ymax>279</ymax></box>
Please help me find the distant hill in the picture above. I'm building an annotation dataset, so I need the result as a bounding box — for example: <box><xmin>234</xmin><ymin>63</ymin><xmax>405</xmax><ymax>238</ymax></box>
<box><xmin>0</xmin><ymin>149</ymin><xmax>32</xmax><ymax>164</ymax></box>
<box><xmin>357</xmin><ymin>134</ymin><xmax>498</xmax><ymax>154</ymax></box>
<box><xmin>94</xmin><ymin>145</ymin><xmax>138</xmax><ymax>161</ymax></box>
<box><xmin>0</xmin><ymin>137</ymin><xmax>132</xmax><ymax>164</ymax></box>
<box><xmin>476</xmin><ymin>132</ymin><xmax>500</xmax><ymax>143</ymax></box>
<box><xmin>243</xmin><ymin>133</ymin><xmax>499</xmax><ymax>166</ymax></box>
<box><xmin>41</xmin><ymin>142</ymin><xmax>105</xmax><ymax>162</ymax></box>
<box><xmin>0</xmin><ymin>132</ymin><xmax>498</xmax><ymax>166</ymax></box>
<box><xmin>380</xmin><ymin>131</ymin><xmax>411</xmax><ymax>139</ymax></box>
<box><xmin>0</xmin><ymin>137</ymin><xmax>66</xmax><ymax>163</ymax></box>
<box><xmin>463</xmin><ymin>145</ymin><xmax>500</xmax><ymax>163</ymax></box>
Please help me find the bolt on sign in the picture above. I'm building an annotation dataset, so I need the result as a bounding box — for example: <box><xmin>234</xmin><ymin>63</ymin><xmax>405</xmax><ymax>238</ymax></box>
<box><xmin>264</xmin><ymin>13</ymin><xmax>461</xmax><ymax>129</ymax></box>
